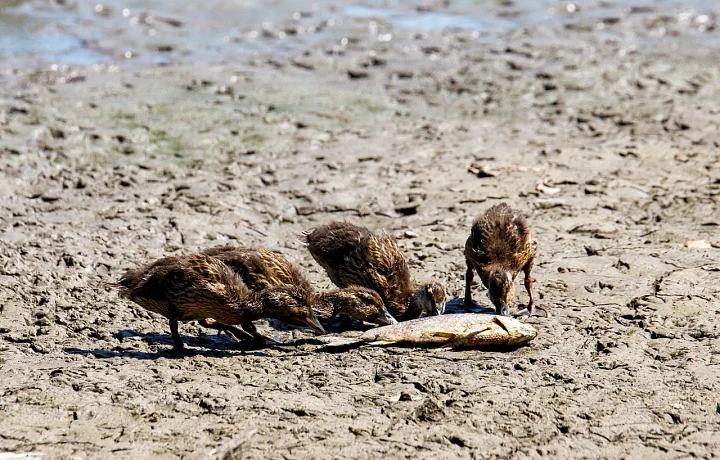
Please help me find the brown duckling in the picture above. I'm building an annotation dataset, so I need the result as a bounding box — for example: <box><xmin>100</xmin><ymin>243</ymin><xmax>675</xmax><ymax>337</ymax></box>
<box><xmin>464</xmin><ymin>203</ymin><xmax>546</xmax><ymax>317</ymax></box>
<box><xmin>201</xmin><ymin>246</ymin><xmax>397</xmax><ymax>326</ymax></box>
<box><xmin>114</xmin><ymin>253</ymin><xmax>325</xmax><ymax>350</ymax></box>
<box><xmin>301</xmin><ymin>222</ymin><xmax>447</xmax><ymax>322</ymax></box>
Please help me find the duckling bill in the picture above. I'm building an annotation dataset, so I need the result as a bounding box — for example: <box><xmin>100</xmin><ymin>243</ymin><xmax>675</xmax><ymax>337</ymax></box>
<box><xmin>114</xmin><ymin>253</ymin><xmax>325</xmax><ymax>350</ymax></box>
<box><xmin>464</xmin><ymin>203</ymin><xmax>546</xmax><ymax>317</ymax></box>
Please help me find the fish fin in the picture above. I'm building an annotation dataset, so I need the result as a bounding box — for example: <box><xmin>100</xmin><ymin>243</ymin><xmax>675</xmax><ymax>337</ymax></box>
<box><xmin>429</xmin><ymin>331</ymin><xmax>460</xmax><ymax>346</ymax></box>
<box><xmin>429</xmin><ymin>331</ymin><xmax>455</xmax><ymax>339</ymax></box>
<box><xmin>428</xmin><ymin>331</ymin><xmax>457</xmax><ymax>340</ymax></box>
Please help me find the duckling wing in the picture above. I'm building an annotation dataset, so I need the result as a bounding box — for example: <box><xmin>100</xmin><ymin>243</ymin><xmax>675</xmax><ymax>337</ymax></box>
<box><xmin>305</xmin><ymin>222</ymin><xmax>370</xmax><ymax>256</ymax></box>
<box><xmin>362</xmin><ymin>234</ymin><xmax>413</xmax><ymax>305</ymax></box>
<box><xmin>202</xmin><ymin>247</ymin><xmax>264</xmax><ymax>288</ymax></box>
<box><xmin>207</xmin><ymin>247</ymin><xmax>310</xmax><ymax>291</ymax></box>
<box><xmin>249</xmin><ymin>249</ymin><xmax>309</xmax><ymax>289</ymax></box>
<box><xmin>167</xmin><ymin>254</ymin><xmax>251</xmax><ymax>321</ymax></box>
<box><xmin>186</xmin><ymin>254</ymin><xmax>248</xmax><ymax>298</ymax></box>
<box><xmin>200</xmin><ymin>246</ymin><xmax>253</xmax><ymax>276</ymax></box>
<box><xmin>120</xmin><ymin>256</ymin><xmax>188</xmax><ymax>302</ymax></box>
<box><xmin>467</xmin><ymin>203</ymin><xmax>532</xmax><ymax>269</ymax></box>
<box><xmin>201</xmin><ymin>245</ymin><xmax>238</xmax><ymax>258</ymax></box>
<box><xmin>304</xmin><ymin>222</ymin><xmax>372</xmax><ymax>286</ymax></box>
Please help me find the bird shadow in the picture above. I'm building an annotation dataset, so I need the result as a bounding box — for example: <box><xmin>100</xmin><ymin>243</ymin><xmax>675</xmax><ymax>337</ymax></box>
<box><xmin>445</xmin><ymin>297</ymin><xmax>496</xmax><ymax>315</ymax></box>
<box><xmin>267</xmin><ymin>317</ymin><xmax>377</xmax><ymax>334</ymax></box>
<box><xmin>65</xmin><ymin>329</ymin><xmax>277</xmax><ymax>360</ymax></box>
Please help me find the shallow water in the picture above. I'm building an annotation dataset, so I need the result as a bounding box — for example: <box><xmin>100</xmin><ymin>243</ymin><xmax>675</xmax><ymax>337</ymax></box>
<box><xmin>0</xmin><ymin>0</ymin><xmax>718</xmax><ymax>66</ymax></box>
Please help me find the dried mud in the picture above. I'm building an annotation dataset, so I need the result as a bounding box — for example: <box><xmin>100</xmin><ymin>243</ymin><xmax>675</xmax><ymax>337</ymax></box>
<box><xmin>1</xmin><ymin>3</ymin><xmax>720</xmax><ymax>459</ymax></box>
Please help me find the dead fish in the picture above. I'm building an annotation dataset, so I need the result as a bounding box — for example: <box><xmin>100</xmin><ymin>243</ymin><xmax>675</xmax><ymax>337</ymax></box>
<box><xmin>319</xmin><ymin>314</ymin><xmax>537</xmax><ymax>350</ymax></box>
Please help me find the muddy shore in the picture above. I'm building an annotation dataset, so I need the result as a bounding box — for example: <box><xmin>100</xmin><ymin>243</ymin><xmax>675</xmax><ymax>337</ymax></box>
<box><xmin>1</xmin><ymin>1</ymin><xmax>720</xmax><ymax>458</ymax></box>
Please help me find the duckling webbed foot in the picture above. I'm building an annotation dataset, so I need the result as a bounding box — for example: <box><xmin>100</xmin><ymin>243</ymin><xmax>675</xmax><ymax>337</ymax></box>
<box><xmin>241</xmin><ymin>321</ymin><xmax>282</xmax><ymax>346</ymax></box>
<box><xmin>515</xmin><ymin>259</ymin><xmax>546</xmax><ymax>317</ymax></box>
<box><xmin>463</xmin><ymin>265</ymin><xmax>475</xmax><ymax>312</ymax></box>
<box><xmin>514</xmin><ymin>303</ymin><xmax>548</xmax><ymax>318</ymax></box>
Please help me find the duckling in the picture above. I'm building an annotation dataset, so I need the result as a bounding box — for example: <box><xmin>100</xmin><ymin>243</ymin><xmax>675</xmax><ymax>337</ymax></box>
<box><xmin>301</xmin><ymin>222</ymin><xmax>447</xmax><ymax>322</ymax></box>
<box><xmin>114</xmin><ymin>253</ymin><xmax>325</xmax><ymax>350</ymax></box>
<box><xmin>464</xmin><ymin>203</ymin><xmax>546</xmax><ymax>317</ymax></box>
<box><xmin>201</xmin><ymin>246</ymin><xmax>397</xmax><ymax>326</ymax></box>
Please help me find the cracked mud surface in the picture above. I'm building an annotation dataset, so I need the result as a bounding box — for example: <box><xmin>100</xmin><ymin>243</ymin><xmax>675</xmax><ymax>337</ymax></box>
<box><xmin>1</xmin><ymin>1</ymin><xmax>720</xmax><ymax>458</ymax></box>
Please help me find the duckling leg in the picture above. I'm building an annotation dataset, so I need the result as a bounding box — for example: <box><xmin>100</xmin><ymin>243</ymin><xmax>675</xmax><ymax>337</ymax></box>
<box><xmin>221</xmin><ymin>325</ymin><xmax>254</xmax><ymax>342</ymax></box>
<box><xmin>169</xmin><ymin>318</ymin><xmax>184</xmax><ymax>350</ymax></box>
<box><xmin>339</xmin><ymin>314</ymin><xmax>353</xmax><ymax>331</ymax></box>
<box><xmin>515</xmin><ymin>258</ymin><xmax>547</xmax><ymax>317</ymax></box>
<box><xmin>464</xmin><ymin>264</ymin><xmax>475</xmax><ymax>311</ymax></box>
<box><xmin>198</xmin><ymin>319</ymin><xmax>255</xmax><ymax>342</ymax></box>
<box><xmin>241</xmin><ymin>322</ymin><xmax>282</xmax><ymax>345</ymax></box>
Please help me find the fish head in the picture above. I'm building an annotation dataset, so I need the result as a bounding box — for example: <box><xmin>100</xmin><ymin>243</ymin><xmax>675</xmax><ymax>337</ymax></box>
<box><xmin>492</xmin><ymin>315</ymin><xmax>538</xmax><ymax>345</ymax></box>
<box><xmin>484</xmin><ymin>268</ymin><xmax>515</xmax><ymax>316</ymax></box>
<box><xmin>460</xmin><ymin>315</ymin><xmax>537</xmax><ymax>347</ymax></box>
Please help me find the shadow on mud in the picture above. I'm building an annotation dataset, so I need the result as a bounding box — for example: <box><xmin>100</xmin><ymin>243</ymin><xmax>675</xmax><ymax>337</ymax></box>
<box><xmin>64</xmin><ymin>347</ymin><xmax>273</xmax><ymax>360</ymax></box>
<box><xmin>267</xmin><ymin>318</ymin><xmax>377</xmax><ymax>334</ymax></box>
<box><xmin>446</xmin><ymin>297</ymin><xmax>537</xmax><ymax>318</ymax></box>
<box><xmin>64</xmin><ymin>329</ymin><xmax>278</xmax><ymax>359</ymax></box>
<box><xmin>445</xmin><ymin>297</ymin><xmax>496</xmax><ymax>315</ymax></box>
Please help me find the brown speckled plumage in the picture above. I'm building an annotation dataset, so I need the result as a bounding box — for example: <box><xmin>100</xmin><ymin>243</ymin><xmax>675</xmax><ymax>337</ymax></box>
<box><xmin>312</xmin><ymin>285</ymin><xmax>393</xmax><ymax>324</ymax></box>
<box><xmin>201</xmin><ymin>246</ymin><xmax>396</xmax><ymax>326</ymax></box>
<box><xmin>115</xmin><ymin>253</ymin><xmax>324</xmax><ymax>350</ymax></box>
<box><xmin>464</xmin><ymin>203</ymin><xmax>545</xmax><ymax>317</ymax></box>
<box><xmin>302</xmin><ymin>222</ymin><xmax>447</xmax><ymax>321</ymax></box>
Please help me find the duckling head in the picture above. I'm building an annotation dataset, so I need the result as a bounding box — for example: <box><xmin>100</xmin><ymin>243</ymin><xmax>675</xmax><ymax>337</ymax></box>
<box><xmin>410</xmin><ymin>281</ymin><xmax>447</xmax><ymax>316</ymax></box>
<box><xmin>329</xmin><ymin>286</ymin><xmax>397</xmax><ymax>326</ymax></box>
<box><xmin>484</xmin><ymin>267</ymin><xmax>515</xmax><ymax>316</ymax></box>
<box><xmin>261</xmin><ymin>285</ymin><xmax>326</xmax><ymax>335</ymax></box>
